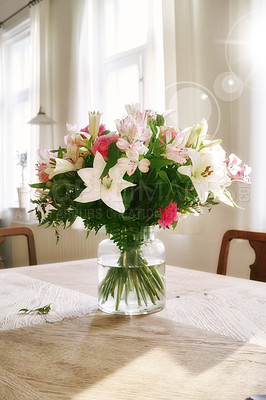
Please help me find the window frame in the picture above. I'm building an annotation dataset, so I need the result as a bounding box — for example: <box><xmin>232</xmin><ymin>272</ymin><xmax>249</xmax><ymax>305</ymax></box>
<box><xmin>1</xmin><ymin>18</ymin><xmax>31</xmax><ymax>209</ymax></box>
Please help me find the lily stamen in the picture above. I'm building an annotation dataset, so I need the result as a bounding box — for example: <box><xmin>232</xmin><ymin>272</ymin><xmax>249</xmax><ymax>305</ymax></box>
<box><xmin>201</xmin><ymin>165</ymin><xmax>213</xmax><ymax>178</ymax></box>
<box><xmin>101</xmin><ymin>175</ymin><xmax>113</xmax><ymax>189</ymax></box>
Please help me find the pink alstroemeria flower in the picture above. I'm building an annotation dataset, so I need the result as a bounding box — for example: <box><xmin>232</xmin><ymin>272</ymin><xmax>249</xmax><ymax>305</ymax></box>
<box><xmin>36</xmin><ymin>163</ymin><xmax>50</xmax><ymax>183</ymax></box>
<box><xmin>64</xmin><ymin>133</ymin><xmax>90</xmax><ymax>163</ymax></box>
<box><xmin>117</xmin><ymin>139</ymin><xmax>147</xmax><ymax>161</ymax></box>
<box><xmin>115</xmin><ymin>105</ymin><xmax>152</xmax><ymax>142</ymax></box>
<box><xmin>164</xmin><ymin>130</ymin><xmax>189</xmax><ymax>164</ymax></box>
<box><xmin>117</xmin><ymin>157</ymin><xmax>150</xmax><ymax>176</ymax></box>
<box><xmin>159</xmin><ymin>126</ymin><xmax>179</xmax><ymax>144</ymax></box>
<box><xmin>37</xmin><ymin>148</ymin><xmax>56</xmax><ymax>164</ymax></box>
<box><xmin>226</xmin><ymin>153</ymin><xmax>251</xmax><ymax>184</ymax></box>
<box><xmin>158</xmin><ymin>201</ymin><xmax>178</xmax><ymax>229</ymax></box>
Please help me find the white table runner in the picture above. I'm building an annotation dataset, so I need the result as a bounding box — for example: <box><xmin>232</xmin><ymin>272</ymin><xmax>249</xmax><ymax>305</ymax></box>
<box><xmin>0</xmin><ymin>271</ymin><xmax>98</xmax><ymax>331</ymax></box>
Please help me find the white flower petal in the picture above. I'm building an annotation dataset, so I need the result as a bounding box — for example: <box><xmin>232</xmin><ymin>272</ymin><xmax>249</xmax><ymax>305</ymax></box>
<box><xmin>77</xmin><ymin>168</ymin><xmax>95</xmax><ymax>186</ymax></box>
<box><xmin>193</xmin><ymin>181</ymin><xmax>209</xmax><ymax>203</ymax></box>
<box><xmin>119</xmin><ymin>179</ymin><xmax>136</xmax><ymax>191</ymax></box>
<box><xmin>74</xmin><ymin>185</ymin><xmax>101</xmax><ymax>203</ymax></box>
<box><xmin>187</xmin><ymin>149</ymin><xmax>201</xmax><ymax>172</ymax></box>
<box><xmin>109</xmin><ymin>164</ymin><xmax>127</xmax><ymax>181</ymax></box>
<box><xmin>101</xmin><ymin>186</ymin><xmax>125</xmax><ymax>213</ymax></box>
<box><xmin>178</xmin><ymin>165</ymin><xmax>192</xmax><ymax>178</ymax></box>
<box><xmin>93</xmin><ymin>152</ymin><xmax>106</xmax><ymax>179</ymax></box>
<box><xmin>139</xmin><ymin>158</ymin><xmax>150</xmax><ymax>173</ymax></box>
<box><xmin>49</xmin><ymin>159</ymin><xmax>75</xmax><ymax>178</ymax></box>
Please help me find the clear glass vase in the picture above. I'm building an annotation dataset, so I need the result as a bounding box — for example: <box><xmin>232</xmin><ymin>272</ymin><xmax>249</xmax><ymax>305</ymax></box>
<box><xmin>97</xmin><ymin>227</ymin><xmax>165</xmax><ymax>315</ymax></box>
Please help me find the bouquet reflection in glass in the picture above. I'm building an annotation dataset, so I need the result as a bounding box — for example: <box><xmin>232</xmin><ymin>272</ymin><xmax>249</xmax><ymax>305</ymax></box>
<box><xmin>30</xmin><ymin>103</ymin><xmax>251</xmax><ymax>315</ymax></box>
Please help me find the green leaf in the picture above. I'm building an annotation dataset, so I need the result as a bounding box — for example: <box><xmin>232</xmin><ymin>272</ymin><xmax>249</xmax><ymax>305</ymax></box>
<box><xmin>50</xmin><ymin>147</ymin><xmax>67</xmax><ymax>154</ymax></box>
<box><xmin>19</xmin><ymin>308</ymin><xmax>29</xmax><ymax>313</ymax></box>
<box><xmin>155</xmin><ymin>114</ymin><xmax>164</xmax><ymax>126</ymax></box>
<box><xmin>87</xmin><ymin>136</ymin><xmax>93</xmax><ymax>149</ymax></box>
<box><xmin>149</xmin><ymin>156</ymin><xmax>172</xmax><ymax>169</ymax></box>
<box><xmin>158</xmin><ymin>170</ymin><xmax>171</xmax><ymax>185</ymax></box>
<box><xmin>172</xmin><ymin>220</ymin><xmax>178</xmax><ymax>229</ymax></box>
<box><xmin>100</xmin><ymin>130</ymin><xmax>111</xmax><ymax>136</ymax></box>
<box><xmin>58</xmin><ymin>146</ymin><xmax>64</xmax><ymax>159</ymax></box>
<box><xmin>36</xmin><ymin>304</ymin><xmax>51</xmax><ymax>315</ymax></box>
<box><xmin>122</xmin><ymin>186</ymin><xmax>135</xmax><ymax>210</ymax></box>
<box><xmin>101</xmin><ymin>142</ymin><xmax>121</xmax><ymax>177</ymax></box>
<box><xmin>29</xmin><ymin>182</ymin><xmax>48</xmax><ymax>189</ymax></box>
<box><xmin>153</xmin><ymin>139</ymin><xmax>164</xmax><ymax>157</ymax></box>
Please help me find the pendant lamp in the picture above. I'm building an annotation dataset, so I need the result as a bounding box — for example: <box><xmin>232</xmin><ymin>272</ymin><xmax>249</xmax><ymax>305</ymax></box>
<box><xmin>28</xmin><ymin>106</ymin><xmax>55</xmax><ymax>125</ymax></box>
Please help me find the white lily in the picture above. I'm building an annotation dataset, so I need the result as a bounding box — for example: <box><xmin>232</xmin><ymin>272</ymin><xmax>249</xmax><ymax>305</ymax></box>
<box><xmin>89</xmin><ymin>111</ymin><xmax>102</xmax><ymax>140</ymax></box>
<box><xmin>47</xmin><ymin>158</ymin><xmax>76</xmax><ymax>179</ymax></box>
<box><xmin>186</xmin><ymin>119</ymin><xmax>208</xmax><ymax>149</ymax></box>
<box><xmin>178</xmin><ymin>146</ymin><xmax>231</xmax><ymax>204</ymax></box>
<box><xmin>75</xmin><ymin>151</ymin><xmax>136</xmax><ymax>213</ymax></box>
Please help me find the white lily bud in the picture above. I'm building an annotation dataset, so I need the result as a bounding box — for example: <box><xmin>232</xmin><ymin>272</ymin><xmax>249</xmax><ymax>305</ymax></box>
<box><xmin>186</xmin><ymin>118</ymin><xmax>208</xmax><ymax>148</ymax></box>
<box><xmin>88</xmin><ymin>111</ymin><xmax>102</xmax><ymax>141</ymax></box>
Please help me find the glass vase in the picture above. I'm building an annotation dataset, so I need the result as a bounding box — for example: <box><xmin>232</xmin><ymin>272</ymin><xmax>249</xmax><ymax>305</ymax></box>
<box><xmin>97</xmin><ymin>227</ymin><xmax>165</xmax><ymax>315</ymax></box>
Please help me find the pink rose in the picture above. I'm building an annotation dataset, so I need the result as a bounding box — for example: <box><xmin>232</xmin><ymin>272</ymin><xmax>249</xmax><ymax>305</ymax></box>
<box><xmin>91</xmin><ymin>133</ymin><xmax>118</xmax><ymax>160</ymax></box>
<box><xmin>158</xmin><ymin>201</ymin><xmax>178</xmax><ymax>229</ymax></box>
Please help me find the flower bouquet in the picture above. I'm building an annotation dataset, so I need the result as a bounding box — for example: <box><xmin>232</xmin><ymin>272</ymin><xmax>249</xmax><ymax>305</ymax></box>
<box><xmin>31</xmin><ymin>104</ymin><xmax>251</xmax><ymax>315</ymax></box>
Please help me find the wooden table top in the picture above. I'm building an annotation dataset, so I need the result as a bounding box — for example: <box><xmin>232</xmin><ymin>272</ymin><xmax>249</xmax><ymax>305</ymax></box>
<box><xmin>0</xmin><ymin>259</ymin><xmax>266</xmax><ymax>400</ymax></box>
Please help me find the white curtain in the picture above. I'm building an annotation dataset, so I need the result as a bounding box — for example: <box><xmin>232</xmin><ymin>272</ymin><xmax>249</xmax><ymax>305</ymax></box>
<box><xmin>0</xmin><ymin>28</ymin><xmax>4</xmax><ymax>215</ymax></box>
<box><xmin>29</xmin><ymin>0</ymin><xmax>54</xmax><ymax>154</ymax></box>
<box><xmin>162</xmin><ymin>0</ymin><xmax>266</xmax><ymax>234</ymax></box>
<box><xmin>143</xmin><ymin>0</ymin><xmax>165</xmax><ymax>112</ymax></box>
<box><xmin>246</xmin><ymin>0</ymin><xmax>266</xmax><ymax>231</ymax></box>
<box><xmin>68</xmin><ymin>0</ymin><xmax>94</xmax><ymax>127</ymax></box>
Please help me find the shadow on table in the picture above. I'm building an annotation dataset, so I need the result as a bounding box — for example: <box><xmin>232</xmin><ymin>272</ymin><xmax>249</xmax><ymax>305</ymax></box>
<box><xmin>1</xmin><ymin>311</ymin><xmax>266</xmax><ymax>399</ymax></box>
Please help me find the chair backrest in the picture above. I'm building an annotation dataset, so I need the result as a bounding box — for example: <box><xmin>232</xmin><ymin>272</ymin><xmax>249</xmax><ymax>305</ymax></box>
<box><xmin>217</xmin><ymin>229</ymin><xmax>266</xmax><ymax>282</ymax></box>
<box><xmin>0</xmin><ymin>226</ymin><xmax>37</xmax><ymax>266</ymax></box>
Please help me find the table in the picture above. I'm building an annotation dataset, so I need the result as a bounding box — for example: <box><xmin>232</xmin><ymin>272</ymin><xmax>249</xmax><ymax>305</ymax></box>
<box><xmin>0</xmin><ymin>259</ymin><xmax>266</xmax><ymax>399</ymax></box>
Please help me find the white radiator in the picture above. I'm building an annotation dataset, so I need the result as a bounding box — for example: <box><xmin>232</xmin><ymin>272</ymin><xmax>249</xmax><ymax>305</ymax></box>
<box><xmin>6</xmin><ymin>223</ymin><xmax>107</xmax><ymax>267</ymax></box>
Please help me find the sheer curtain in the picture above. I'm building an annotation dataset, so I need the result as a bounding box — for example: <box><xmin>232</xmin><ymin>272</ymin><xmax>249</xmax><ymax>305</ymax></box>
<box><xmin>158</xmin><ymin>0</ymin><xmax>259</xmax><ymax>275</ymax></box>
<box><xmin>68</xmin><ymin>0</ymin><xmax>94</xmax><ymax>127</ymax></box>
<box><xmin>29</xmin><ymin>0</ymin><xmax>54</xmax><ymax>154</ymax></box>
<box><xmin>0</xmin><ymin>28</ymin><xmax>4</xmax><ymax>214</ymax></box>
<box><xmin>245</xmin><ymin>0</ymin><xmax>266</xmax><ymax>231</ymax></box>
<box><xmin>162</xmin><ymin>0</ymin><xmax>262</xmax><ymax>234</ymax></box>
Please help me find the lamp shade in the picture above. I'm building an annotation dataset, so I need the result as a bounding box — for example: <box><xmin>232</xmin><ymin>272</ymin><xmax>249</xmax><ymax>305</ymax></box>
<box><xmin>28</xmin><ymin>106</ymin><xmax>55</xmax><ymax>125</ymax></box>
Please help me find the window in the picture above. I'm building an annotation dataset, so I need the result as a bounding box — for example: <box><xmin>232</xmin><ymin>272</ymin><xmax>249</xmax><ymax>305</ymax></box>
<box><xmin>1</xmin><ymin>19</ymin><xmax>31</xmax><ymax>210</ymax></box>
<box><xmin>98</xmin><ymin>0</ymin><xmax>165</xmax><ymax>130</ymax></box>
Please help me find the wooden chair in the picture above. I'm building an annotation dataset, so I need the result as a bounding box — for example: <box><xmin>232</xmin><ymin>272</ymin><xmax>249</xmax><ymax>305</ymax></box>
<box><xmin>0</xmin><ymin>226</ymin><xmax>37</xmax><ymax>266</ymax></box>
<box><xmin>217</xmin><ymin>229</ymin><xmax>266</xmax><ymax>282</ymax></box>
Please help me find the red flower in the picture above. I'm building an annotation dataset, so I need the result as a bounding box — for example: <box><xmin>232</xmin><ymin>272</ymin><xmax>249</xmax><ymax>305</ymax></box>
<box><xmin>158</xmin><ymin>201</ymin><xmax>178</xmax><ymax>228</ymax></box>
<box><xmin>91</xmin><ymin>133</ymin><xmax>118</xmax><ymax>160</ymax></box>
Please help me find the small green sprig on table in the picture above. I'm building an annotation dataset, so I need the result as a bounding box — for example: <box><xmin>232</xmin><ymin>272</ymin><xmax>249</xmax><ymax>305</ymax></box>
<box><xmin>19</xmin><ymin>304</ymin><xmax>54</xmax><ymax>323</ymax></box>
<box><xmin>19</xmin><ymin>304</ymin><xmax>52</xmax><ymax>317</ymax></box>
